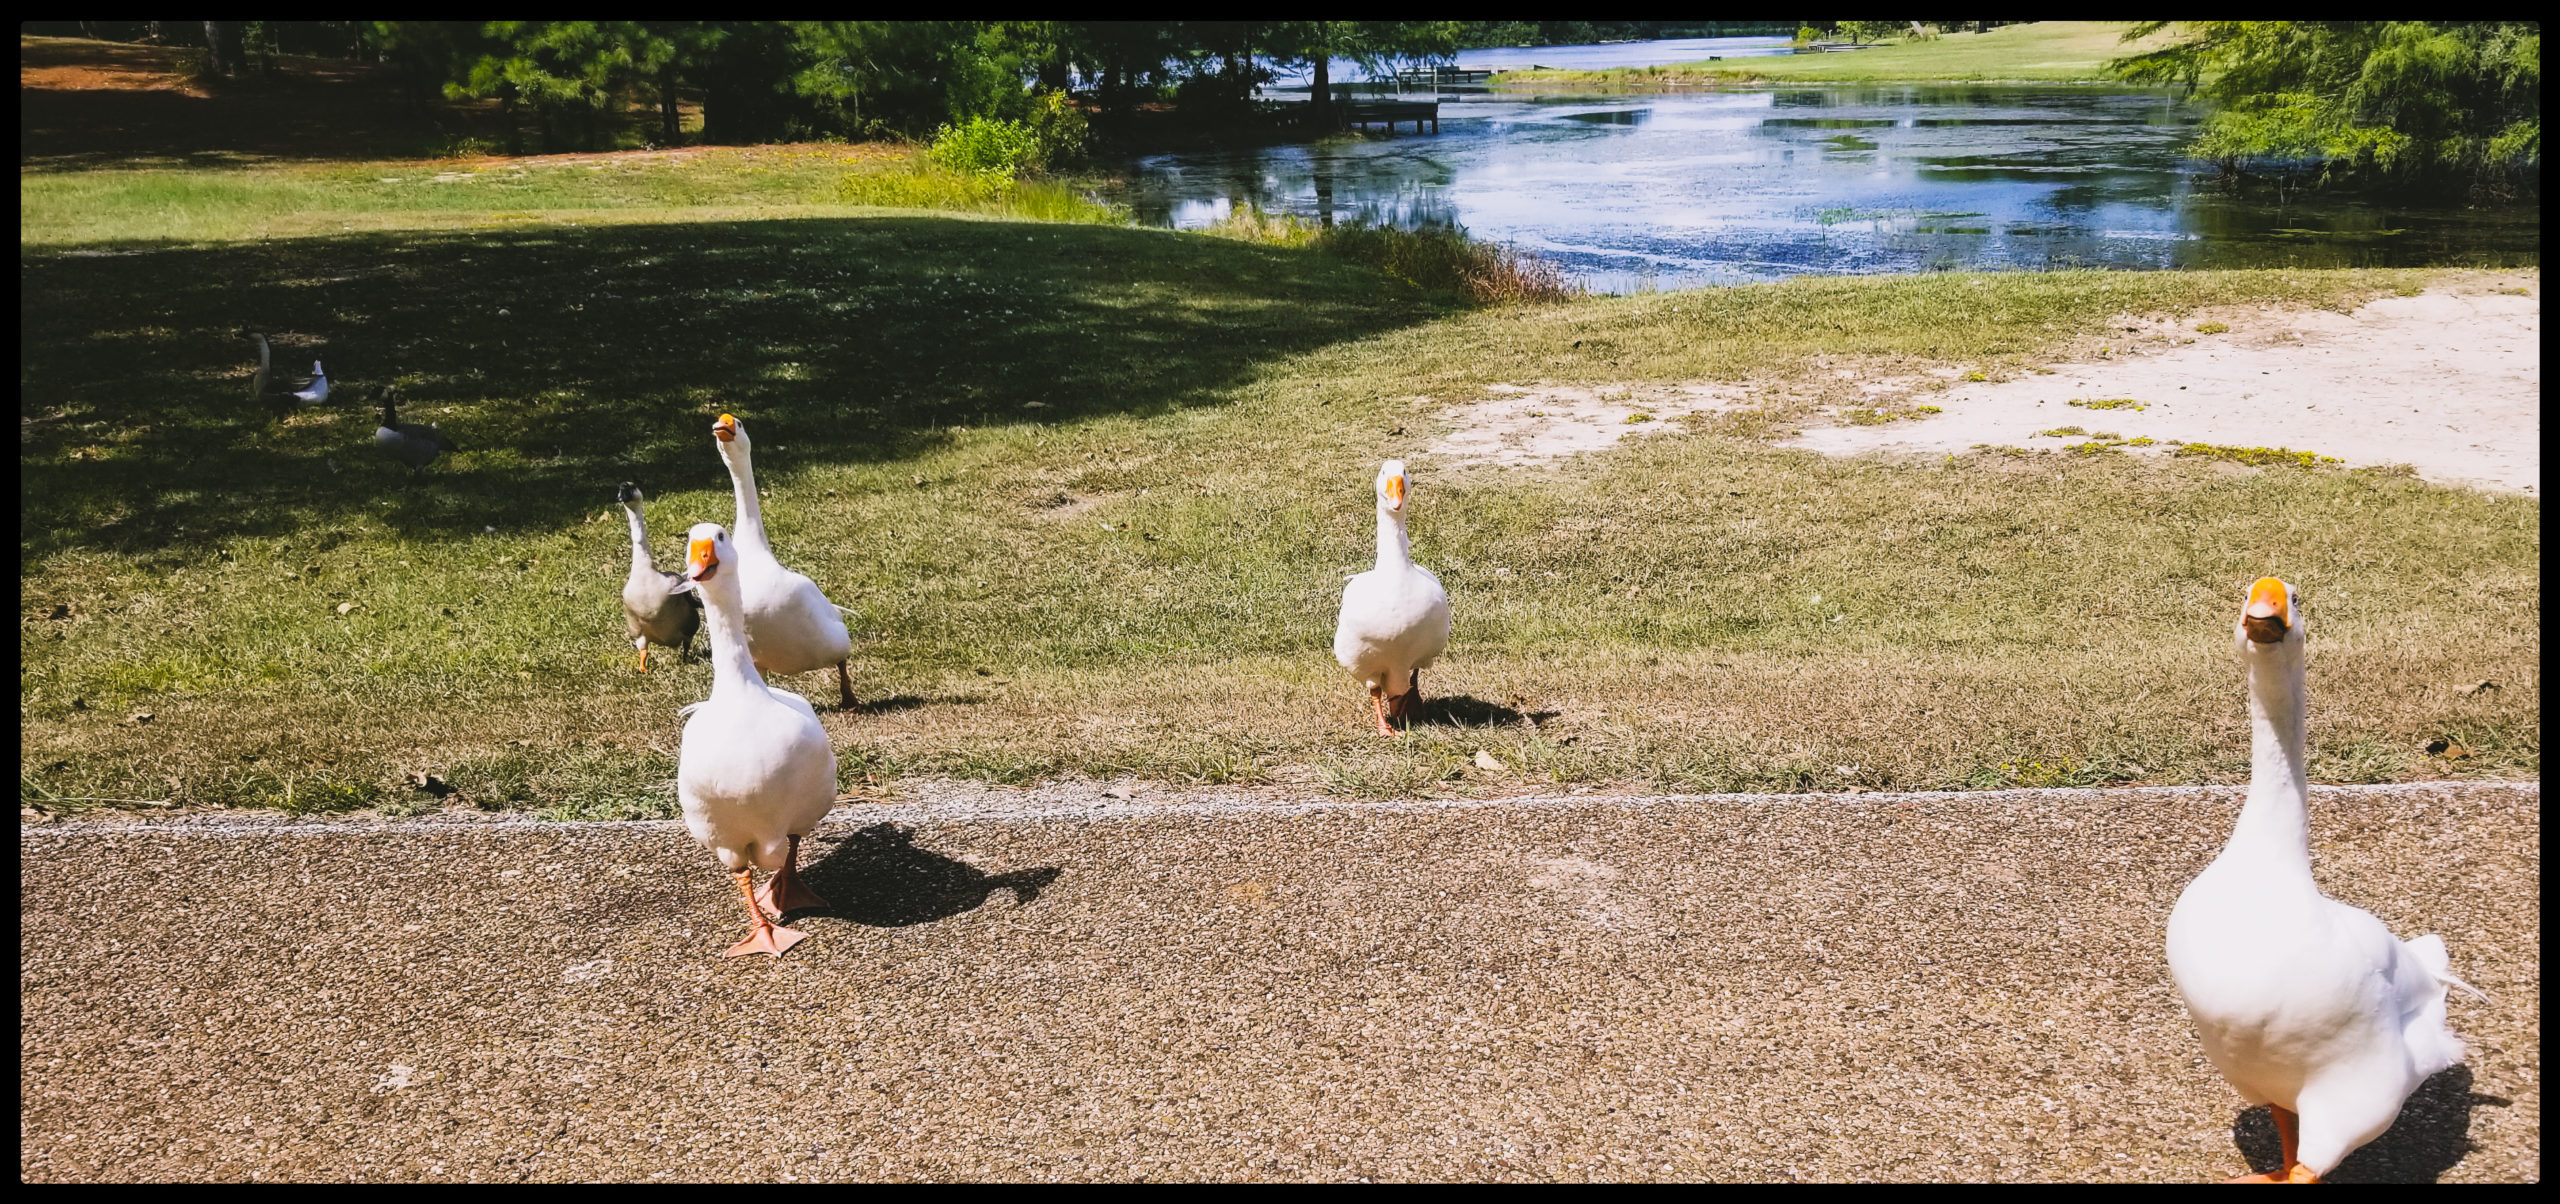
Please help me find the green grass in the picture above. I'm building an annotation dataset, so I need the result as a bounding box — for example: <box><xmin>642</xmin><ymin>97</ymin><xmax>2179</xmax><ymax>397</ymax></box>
<box><xmin>20</xmin><ymin>144</ymin><xmax>1119</xmax><ymax>246</ymax></box>
<box><xmin>1497</xmin><ymin>22</ymin><xmax>2180</xmax><ymax>87</ymax></box>
<box><xmin>17</xmin><ymin>148</ymin><xmax>2540</xmax><ymax>812</ymax></box>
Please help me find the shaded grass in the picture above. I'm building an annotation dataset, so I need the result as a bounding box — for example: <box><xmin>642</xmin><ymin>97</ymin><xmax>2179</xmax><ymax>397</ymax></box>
<box><xmin>17</xmin><ymin>187</ymin><xmax>2540</xmax><ymax>810</ymax></box>
<box><xmin>1497</xmin><ymin>21</ymin><xmax>2179</xmax><ymax>87</ymax></box>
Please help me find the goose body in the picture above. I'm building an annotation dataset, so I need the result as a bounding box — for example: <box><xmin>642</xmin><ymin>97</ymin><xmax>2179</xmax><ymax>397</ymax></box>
<box><xmin>291</xmin><ymin>360</ymin><xmax>330</xmax><ymax>405</ymax></box>
<box><xmin>251</xmin><ymin>333</ymin><xmax>272</xmax><ymax>401</ymax></box>
<box><xmin>673</xmin><ymin>523</ymin><xmax>837</xmax><ymax>957</ymax></box>
<box><xmin>2166</xmin><ymin>578</ymin><xmax>2481</xmax><ymax>1181</ymax></box>
<box><xmin>712</xmin><ymin>413</ymin><xmax>855</xmax><ymax>707</ymax></box>
<box><xmin>616</xmin><ymin>482</ymin><xmax>700</xmax><ymax>670</ymax></box>
<box><xmin>374</xmin><ymin>388</ymin><xmax>458</xmax><ymax>471</ymax></box>
<box><xmin>1332</xmin><ymin>459</ymin><xmax>1450</xmax><ymax>735</ymax></box>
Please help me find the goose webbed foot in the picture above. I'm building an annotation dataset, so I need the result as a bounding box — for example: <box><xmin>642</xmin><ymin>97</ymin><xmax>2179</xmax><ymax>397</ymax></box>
<box><xmin>2222</xmin><ymin>1106</ymin><xmax>2317</xmax><ymax>1182</ymax></box>
<box><xmin>754</xmin><ymin>834</ymin><xmax>831</xmax><ymax>918</ymax></box>
<box><xmin>724</xmin><ymin>868</ymin><xmax>807</xmax><ymax>958</ymax></box>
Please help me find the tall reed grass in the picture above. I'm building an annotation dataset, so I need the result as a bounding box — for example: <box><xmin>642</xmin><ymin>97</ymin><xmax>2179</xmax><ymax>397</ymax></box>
<box><xmin>1201</xmin><ymin>206</ymin><xmax>1579</xmax><ymax>305</ymax></box>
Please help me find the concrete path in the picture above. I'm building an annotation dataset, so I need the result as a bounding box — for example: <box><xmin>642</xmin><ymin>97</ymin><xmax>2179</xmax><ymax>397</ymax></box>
<box><xmin>19</xmin><ymin>783</ymin><xmax>2539</xmax><ymax>1182</ymax></box>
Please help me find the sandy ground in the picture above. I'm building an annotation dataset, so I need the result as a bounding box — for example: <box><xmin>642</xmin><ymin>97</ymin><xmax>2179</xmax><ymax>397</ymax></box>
<box><xmin>1430</xmin><ymin>383</ymin><xmax>1749</xmax><ymax>466</ymax></box>
<box><xmin>20</xmin><ymin>782</ymin><xmax>2537</xmax><ymax>1183</ymax></box>
<box><xmin>1791</xmin><ymin>278</ymin><xmax>2542</xmax><ymax>494</ymax></box>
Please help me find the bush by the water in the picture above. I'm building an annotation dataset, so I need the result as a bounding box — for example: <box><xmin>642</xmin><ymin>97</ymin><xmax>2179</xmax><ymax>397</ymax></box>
<box><xmin>1315</xmin><ymin>223</ymin><xmax>1580</xmax><ymax>306</ymax></box>
<box><xmin>927</xmin><ymin>91</ymin><xmax>1088</xmax><ymax>178</ymax></box>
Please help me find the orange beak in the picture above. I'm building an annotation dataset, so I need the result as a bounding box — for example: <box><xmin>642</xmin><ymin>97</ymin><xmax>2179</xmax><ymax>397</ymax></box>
<box><xmin>1384</xmin><ymin>475</ymin><xmax>1406</xmax><ymax>511</ymax></box>
<box><xmin>713</xmin><ymin>413</ymin><xmax>739</xmax><ymax>443</ymax></box>
<box><xmin>682</xmin><ymin>536</ymin><xmax>719</xmax><ymax>586</ymax></box>
<box><xmin>2242</xmin><ymin>577</ymin><xmax>2290</xmax><ymax>643</ymax></box>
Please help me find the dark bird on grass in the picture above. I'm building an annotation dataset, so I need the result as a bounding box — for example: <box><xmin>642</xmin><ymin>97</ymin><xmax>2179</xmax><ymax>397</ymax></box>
<box><xmin>374</xmin><ymin>386</ymin><xmax>459</xmax><ymax>472</ymax></box>
<box><xmin>619</xmin><ymin>482</ymin><xmax>702</xmax><ymax>671</ymax></box>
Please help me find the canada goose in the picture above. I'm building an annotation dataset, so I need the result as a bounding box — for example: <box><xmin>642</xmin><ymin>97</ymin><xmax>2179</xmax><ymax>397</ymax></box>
<box><xmin>374</xmin><ymin>387</ymin><xmax>459</xmax><ymax>472</ymax></box>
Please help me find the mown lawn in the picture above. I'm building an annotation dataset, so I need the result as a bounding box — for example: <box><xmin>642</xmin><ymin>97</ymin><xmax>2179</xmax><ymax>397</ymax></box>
<box><xmin>1497</xmin><ymin>21</ymin><xmax>2182</xmax><ymax>87</ymax></box>
<box><xmin>18</xmin><ymin>149</ymin><xmax>2539</xmax><ymax>815</ymax></box>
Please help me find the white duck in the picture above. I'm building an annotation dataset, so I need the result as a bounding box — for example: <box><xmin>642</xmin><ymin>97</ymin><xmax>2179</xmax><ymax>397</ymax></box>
<box><xmin>250</xmin><ymin>333</ymin><xmax>272</xmax><ymax>401</ymax></box>
<box><xmin>1332</xmin><ymin>459</ymin><xmax>1451</xmax><ymax>736</ymax></box>
<box><xmin>672</xmin><ymin>523</ymin><xmax>838</xmax><ymax>958</ymax></box>
<box><xmin>617</xmin><ymin>482</ymin><xmax>700</xmax><ymax>671</ymax></box>
<box><xmin>711</xmin><ymin>413</ymin><xmax>856</xmax><ymax>708</ymax></box>
<box><xmin>2166</xmin><ymin>577</ymin><xmax>2486</xmax><ymax>1182</ymax></box>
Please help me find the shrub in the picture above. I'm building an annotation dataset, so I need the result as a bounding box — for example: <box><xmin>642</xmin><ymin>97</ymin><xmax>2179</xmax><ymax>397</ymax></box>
<box><xmin>929</xmin><ymin>116</ymin><xmax>1044</xmax><ymax>178</ymax></box>
<box><xmin>1315</xmin><ymin>223</ymin><xmax>1579</xmax><ymax>306</ymax></box>
<box><xmin>1795</xmin><ymin>26</ymin><xmax>1823</xmax><ymax>45</ymax></box>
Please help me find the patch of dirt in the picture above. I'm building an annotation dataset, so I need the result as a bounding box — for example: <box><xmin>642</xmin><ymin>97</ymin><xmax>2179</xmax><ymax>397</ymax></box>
<box><xmin>1428</xmin><ymin>382</ymin><xmax>1751</xmax><ymax>466</ymax></box>
<box><xmin>1788</xmin><ymin>274</ymin><xmax>2542</xmax><ymax>494</ymax></box>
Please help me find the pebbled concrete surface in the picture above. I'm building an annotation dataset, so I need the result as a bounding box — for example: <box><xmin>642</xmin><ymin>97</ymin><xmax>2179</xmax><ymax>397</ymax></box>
<box><xmin>19</xmin><ymin>783</ymin><xmax>2539</xmax><ymax>1182</ymax></box>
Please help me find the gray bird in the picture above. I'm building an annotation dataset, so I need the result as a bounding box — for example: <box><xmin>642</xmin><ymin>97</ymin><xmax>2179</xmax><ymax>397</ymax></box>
<box><xmin>374</xmin><ymin>387</ymin><xmax>459</xmax><ymax>472</ymax></box>
<box><xmin>290</xmin><ymin>359</ymin><xmax>329</xmax><ymax>405</ymax></box>
<box><xmin>618</xmin><ymin>482</ymin><xmax>702</xmax><ymax>671</ymax></box>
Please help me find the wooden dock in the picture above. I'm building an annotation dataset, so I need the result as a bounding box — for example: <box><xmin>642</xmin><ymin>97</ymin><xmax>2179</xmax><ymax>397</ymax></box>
<box><xmin>1338</xmin><ymin>98</ymin><xmax>1439</xmax><ymax>134</ymax></box>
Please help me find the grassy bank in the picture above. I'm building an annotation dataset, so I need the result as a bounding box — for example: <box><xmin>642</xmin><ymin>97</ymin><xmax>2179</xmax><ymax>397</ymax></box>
<box><xmin>19</xmin><ymin>143</ymin><xmax>1122</xmax><ymax>246</ymax></box>
<box><xmin>20</xmin><ymin>162</ymin><xmax>2538</xmax><ymax>814</ymax></box>
<box><xmin>1496</xmin><ymin>22</ymin><xmax>2179</xmax><ymax>87</ymax></box>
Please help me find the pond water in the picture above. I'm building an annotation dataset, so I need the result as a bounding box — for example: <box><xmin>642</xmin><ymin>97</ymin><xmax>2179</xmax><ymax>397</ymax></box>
<box><xmin>1124</xmin><ymin>85</ymin><xmax>2539</xmax><ymax>292</ymax></box>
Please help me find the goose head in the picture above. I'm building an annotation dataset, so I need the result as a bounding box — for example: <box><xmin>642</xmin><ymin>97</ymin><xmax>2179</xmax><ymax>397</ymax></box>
<box><xmin>376</xmin><ymin>385</ymin><xmax>400</xmax><ymax>426</ymax></box>
<box><xmin>2236</xmin><ymin>577</ymin><xmax>2303</xmax><ymax>652</ymax></box>
<box><xmin>1375</xmin><ymin>459</ymin><xmax>1410</xmax><ymax>515</ymax></box>
<box><xmin>712</xmin><ymin>412</ymin><xmax>750</xmax><ymax>452</ymax></box>
<box><xmin>616</xmin><ymin>481</ymin><xmax>645</xmax><ymax>508</ymax></box>
<box><xmin>311</xmin><ymin>361</ymin><xmax>326</xmax><ymax>379</ymax></box>
<box><xmin>674</xmin><ymin>523</ymin><xmax>736</xmax><ymax>596</ymax></box>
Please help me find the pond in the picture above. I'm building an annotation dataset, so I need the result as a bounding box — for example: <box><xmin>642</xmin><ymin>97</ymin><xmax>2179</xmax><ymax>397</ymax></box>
<box><xmin>1123</xmin><ymin>85</ymin><xmax>2539</xmax><ymax>292</ymax></box>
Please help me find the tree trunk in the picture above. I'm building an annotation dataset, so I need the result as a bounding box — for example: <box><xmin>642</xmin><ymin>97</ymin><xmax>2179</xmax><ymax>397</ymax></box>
<box><xmin>500</xmin><ymin>88</ymin><xmax>523</xmax><ymax>156</ymax></box>
<box><xmin>1310</xmin><ymin>53</ymin><xmax>1333</xmax><ymax>129</ymax></box>
<box><xmin>659</xmin><ymin>63</ymin><xmax>681</xmax><ymax>146</ymax></box>
<box><xmin>203</xmin><ymin>21</ymin><xmax>230</xmax><ymax>76</ymax></box>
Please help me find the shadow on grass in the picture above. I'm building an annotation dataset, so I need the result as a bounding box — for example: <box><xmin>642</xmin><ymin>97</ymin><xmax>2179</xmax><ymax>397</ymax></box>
<box><xmin>2229</xmin><ymin>1065</ymin><xmax>2503</xmax><ymax>1183</ymax></box>
<box><xmin>801</xmin><ymin>822</ymin><xmax>1061</xmax><ymax>927</ymax></box>
<box><xmin>20</xmin><ymin>214</ymin><xmax>1442</xmax><ymax>560</ymax></box>
<box><xmin>1417</xmin><ymin>693</ymin><xmax>1557</xmax><ymax>729</ymax></box>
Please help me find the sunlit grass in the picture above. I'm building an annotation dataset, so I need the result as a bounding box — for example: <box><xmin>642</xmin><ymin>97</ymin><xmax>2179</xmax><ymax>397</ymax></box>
<box><xmin>1498</xmin><ymin>21</ymin><xmax>2181</xmax><ymax>87</ymax></box>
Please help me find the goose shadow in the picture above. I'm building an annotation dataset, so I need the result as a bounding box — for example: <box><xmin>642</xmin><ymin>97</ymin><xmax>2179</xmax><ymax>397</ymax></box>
<box><xmin>796</xmin><ymin>822</ymin><xmax>1060</xmax><ymax>927</ymax></box>
<box><xmin>1417</xmin><ymin>693</ymin><xmax>1559</xmax><ymax>729</ymax></box>
<box><xmin>2231</xmin><ymin>1065</ymin><xmax>2506</xmax><ymax>1182</ymax></box>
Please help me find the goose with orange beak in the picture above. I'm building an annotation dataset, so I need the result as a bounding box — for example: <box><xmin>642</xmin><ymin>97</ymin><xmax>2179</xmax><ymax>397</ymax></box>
<box><xmin>672</xmin><ymin>523</ymin><xmax>839</xmax><ymax>957</ymax></box>
<box><xmin>711</xmin><ymin>413</ymin><xmax>857</xmax><ymax>707</ymax></box>
<box><xmin>1332</xmin><ymin>459</ymin><xmax>1451</xmax><ymax>736</ymax></box>
<box><xmin>2166</xmin><ymin>577</ymin><xmax>2486</xmax><ymax>1181</ymax></box>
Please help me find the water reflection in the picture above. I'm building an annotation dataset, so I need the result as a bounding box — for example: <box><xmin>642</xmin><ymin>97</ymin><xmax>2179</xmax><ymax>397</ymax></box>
<box><xmin>1123</xmin><ymin>85</ymin><xmax>2536</xmax><ymax>291</ymax></box>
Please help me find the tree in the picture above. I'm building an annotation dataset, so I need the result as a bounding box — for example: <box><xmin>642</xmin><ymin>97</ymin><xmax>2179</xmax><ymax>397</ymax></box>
<box><xmin>1265</xmin><ymin>21</ymin><xmax>1459</xmax><ymax>128</ymax></box>
<box><xmin>2111</xmin><ymin>21</ymin><xmax>2541</xmax><ymax>195</ymax></box>
<box><xmin>1835</xmin><ymin>21</ymin><xmax>1902</xmax><ymax>47</ymax></box>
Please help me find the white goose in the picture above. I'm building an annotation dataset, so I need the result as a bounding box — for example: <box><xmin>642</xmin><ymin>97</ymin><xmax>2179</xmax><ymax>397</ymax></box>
<box><xmin>711</xmin><ymin>413</ymin><xmax>856</xmax><ymax>708</ymax></box>
<box><xmin>250</xmin><ymin>333</ymin><xmax>272</xmax><ymax>401</ymax></box>
<box><xmin>2166</xmin><ymin>577</ymin><xmax>2485</xmax><ymax>1182</ymax></box>
<box><xmin>1332</xmin><ymin>459</ymin><xmax>1451</xmax><ymax>736</ymax></box>
<box><xmin>617</xmin><ymin>482</ymin><xmax>700</xmax><ymax>671</ymax></box>
<box><xmin>673</xmin><ymin>523</ymin><xmax>837</xmax><ymax>958</ymax></box>
<box><xmin>291</xmin><ymin>360</ymin><xmax>329</xmax><ymax>406</ymax></box>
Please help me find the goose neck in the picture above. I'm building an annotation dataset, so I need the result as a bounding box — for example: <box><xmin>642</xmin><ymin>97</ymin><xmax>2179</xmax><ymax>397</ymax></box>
<box><xmin>720</xmin><ymin>443</ymin><xmax>769</xmax><ymax>549</ymax></box>
<box><xmin>2226</xmin><ymin>646</ymin><xmax>2312</xmax><ymax>873</ymax></box>
<box><xmin>696</xmin><ymin>576</ymin><xmax>768</xmax><ymax>699</ymax></box>
<box><xmin>1375</xmin><ymin>505</ymin><xmax>1413</xmax><ymax>571</ymax></box>
<box><xmin>622</xmin><ymin>504</ymin><xmax>656</xmax><ymax>571</ymax></box>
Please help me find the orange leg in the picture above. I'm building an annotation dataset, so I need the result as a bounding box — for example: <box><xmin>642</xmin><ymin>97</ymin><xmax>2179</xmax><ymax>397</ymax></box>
<box><xmin>754</xmin><ymin>834</ymin><xmax>831</xmax><ymax>918</ymax></box>
<box><xmin>2224</xmin><ymin>1106</ymin><xmax>2318</xmax><ymax>1183</ymax></box>
<box><xmin>837</xmin><ymin>661</ymin><xmax>856</xmax><ymax>709</ymax></box>
<box><xmin>1369</xmin><ymin>686</ymin><xmax>1397</xmax><ymax>738</ymax></box>
<box><xmin>723</xmin><ymin>867</ymin><xmax>807</xmax><ymax>959</ymax></box>
<box><xmin>638</xmin><ymin>644</ymin><xmax>650</xmax><ymax>672</ymax></box>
